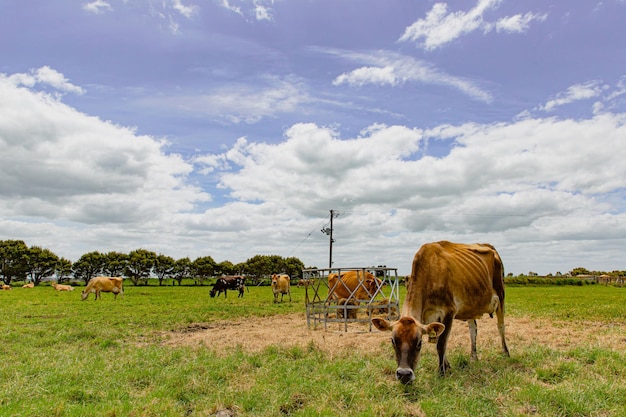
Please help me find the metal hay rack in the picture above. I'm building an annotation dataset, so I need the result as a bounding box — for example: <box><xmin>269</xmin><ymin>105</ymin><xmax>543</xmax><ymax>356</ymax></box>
<box><xmin>302</xmin><ymin>266</ymin><xmax>400</xmax><ymax>332</ymax></box>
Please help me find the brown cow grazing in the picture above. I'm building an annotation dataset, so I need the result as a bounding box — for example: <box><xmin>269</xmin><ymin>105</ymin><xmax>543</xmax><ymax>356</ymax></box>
<box><xmin>373</xmin><ymin>241</ymin><xmax>510</xmax><ymax>384</ymax></box>
<box><xmin>81</xmin><ymin>276</ymin><xmax>124</xmax><ymax>301</ymax></box>
<box><xmin>52</xmin><ymin>283</ymin><xmax>74</xmax><ymax>291</ymax></box>
<box><xmin>328</xmin><ymin>270</ymin><xmax>382</xmax><ymax>302</ymax></box>
<box><xmin>22</xmin><ymin>282</ymin><xmax>35</xmax><ymax>288</ymax></box>
<box><xmin>271</xmin><ymin>274</ymin><xmax>291</xmax><ymax>303</ymax></box>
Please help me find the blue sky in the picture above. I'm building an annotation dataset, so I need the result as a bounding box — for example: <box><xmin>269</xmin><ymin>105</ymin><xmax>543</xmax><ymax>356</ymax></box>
<box><xmin>1</xmin><ymin>0</ymin><xmax>625</xmax><ymax>275</ymax></box>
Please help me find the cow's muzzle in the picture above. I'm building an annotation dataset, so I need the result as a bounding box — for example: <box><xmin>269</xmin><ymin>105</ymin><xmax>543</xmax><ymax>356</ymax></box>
<box><xmin>396</xmin><ymin>367</ymin><xmax>415</xmax><ymax>384</ymax></box>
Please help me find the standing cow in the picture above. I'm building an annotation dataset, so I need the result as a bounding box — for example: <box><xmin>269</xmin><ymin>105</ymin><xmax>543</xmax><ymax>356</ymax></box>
<box><xmin>373</xmin><ymin>241</ymin><xmax>510</xmax><ymax>383</ymax></box>
<box><xmin>209</xmin><ymin>276</ymin><xmax>246</xmax><ymax>298</ymax></box>
<box><xmin>271</xmin><ymin>274</ymin><xmax>291</xmax><ymax>303</ymax></box>
<box><xmin>81</xmin><ymin>276</ymin><xmax>124</xmax><ymax>301</ymax></box>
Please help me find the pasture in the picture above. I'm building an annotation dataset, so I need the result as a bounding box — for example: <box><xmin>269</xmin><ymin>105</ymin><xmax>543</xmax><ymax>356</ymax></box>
<box><xmin>0</xmin><ymin>283</ymin><xmax>624</xmax><ymax>416</ymax></box>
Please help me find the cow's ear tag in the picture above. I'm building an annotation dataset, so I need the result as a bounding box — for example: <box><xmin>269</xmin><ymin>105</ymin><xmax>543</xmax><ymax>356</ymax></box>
<box><xmin>428</xmin><ymin>330</ymin><xmax>437</xmax><ymax>343</ymax></box>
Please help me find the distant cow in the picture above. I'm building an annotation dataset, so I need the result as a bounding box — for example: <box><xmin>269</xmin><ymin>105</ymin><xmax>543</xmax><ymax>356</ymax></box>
<box><xmin>271</xmin><ymin>274</ymin><xmax>291</xmax><ymax>303</ymax></box>
<box><xmin>297</xmin><ymin>279</ymin><xmax>312</xmax><ymax>288</ymax></box>
<box><xmin>81</xmin><ymin>276</ymin><xmax>124</xmax><ymax>301</ymax></box>
<box><xmin>373</xmin><ymin>241</ymin><xmax>510</xmax><ymax>383</ymax></box>
<box><xmin>1</xmin><ymin>284</ymin><xmax>11</xmax><ymax>290</ymax></box>
<box><xmin>210</xmin><ymin>276</ymin><xmax>246</xmax><ymax>298</ymax></box>
<box><xmin>52</xmin><ymin>283</ymin><xmax>74</xmax><ymax>291</ymax></box>
<box><xmin>22</xmin><ymin>282</ymin><xmax>35</xmax><ymax>288</ymax></box>
<box><xmin>328</xmin><ymin>270</ymin><xmax>382</xmax><ymax>302</ymax></box>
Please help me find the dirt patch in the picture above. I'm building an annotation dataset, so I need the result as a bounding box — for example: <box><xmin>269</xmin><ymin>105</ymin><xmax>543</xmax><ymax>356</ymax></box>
<box><xmin>162</xmin><ymin>313</ymin><xmax>626</xmax><ymax>355</ymax></box>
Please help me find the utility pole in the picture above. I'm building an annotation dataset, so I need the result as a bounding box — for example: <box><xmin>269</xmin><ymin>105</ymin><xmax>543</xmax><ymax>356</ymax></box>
<box><xmin>321</xmin><ymin>209</ymin><xmax>337</xmax><ymax>268</ymax></box>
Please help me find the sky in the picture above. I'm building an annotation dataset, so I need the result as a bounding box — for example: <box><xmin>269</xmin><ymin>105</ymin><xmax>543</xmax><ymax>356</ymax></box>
<box><xmin>1</xmin><ymin>0</ymin><xmax>625</xmax><ymax>276</ymax></box>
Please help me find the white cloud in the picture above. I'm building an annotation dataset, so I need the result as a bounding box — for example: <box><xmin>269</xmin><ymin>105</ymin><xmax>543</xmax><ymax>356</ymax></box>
<box><xmin>330</xmin><ymin>50</ymin><xmax>493</xmax><ymax>102</ymax></box>
<box><xmin>171</xmin><ymin>0</ymin><xmax>198</xmax><ymax>18</ymax></box>
<box><xmin>495</xmin><ymin>12</ymin><xmax>547</xmax><ymax>33</ymax></box>
<box><xmin>538</xmin><ymin>81</ymin><xmax>606</xmax><ymax>112</ymax></box>
<box><xmin>0</xmin><ymin>71</ymin><xmax>208</xmax><ymax>227</ymax></box>
<box><xmin>219</xmin><ymin>0</ymin><xmax>243</xmax><ymax>16</ymax></box>
<box><xmin>2</xmin><ymin>68</ymin><xmax>625</xmax><ymax>274</ymax></box>
<box><xmin>83</xmin><ymin>0</ymin><xmax>112</xmax><ymax>14</ymax></box>
<box><xmin>142</xmin><ymin>76</ymin><xmax>313</xmax><ymax>124</ymax></box>
<box><xmin>190</xmin><ymin>114</ymin><xmax>626</xmax><ymax>272</ymax></box>
<box><xmin>253</xmin><ymin>0</ymin><xmax>274</xmax><ymax>21</ymax></box>
<box><xmin>399</xmin><ymin>0</ymin><xmax>546</xmax><ymax>50</ymax></box>
<box><xmin>8</xmin><ymin>66</ymin><xmax>85</xmax><ymax>95</ymax></box>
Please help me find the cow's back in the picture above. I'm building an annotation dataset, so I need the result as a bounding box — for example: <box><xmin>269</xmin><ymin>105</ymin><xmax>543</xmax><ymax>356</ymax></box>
<box><xmin>328</xmin><ymin>270</ymin><xmax>377</xmax><ymax>300</ymax></box>
<box><xmin>409</xmin><ymin>241</ymin><xmax>503</xmax><ymax>321</ymax></box>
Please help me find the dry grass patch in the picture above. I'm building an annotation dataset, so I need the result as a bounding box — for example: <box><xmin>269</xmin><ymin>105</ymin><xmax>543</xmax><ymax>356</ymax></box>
<box><xmin>163</xmin><ymin>313</ymin><xmax>626</xmax><ymax>355</ymax></box>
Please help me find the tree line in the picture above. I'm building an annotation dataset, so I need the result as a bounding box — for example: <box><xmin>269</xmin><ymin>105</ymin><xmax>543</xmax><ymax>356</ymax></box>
<box><xmin>0</xmin><ymin>239</ymin><xmax>308</xmax><ymax>287</ymax></box>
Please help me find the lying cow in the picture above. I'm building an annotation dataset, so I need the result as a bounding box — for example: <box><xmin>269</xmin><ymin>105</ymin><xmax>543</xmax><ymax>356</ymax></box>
<box><xmin>22</xmin><ymin>282</ymin><xmax>35</xmax><ymax>288</ymax></box>
<box><xmin>271</xmin><ymin>273</ymin><xmax>291</xmax><ymax>303</ymax></box>
<box><xmin>1</xmin><ymin>284</ymin><xmax>11</xmax><ymax>290</ymax></box>
<box><xmin>373</xmin><ymin>241</ymin><xmax>510</xmax><ymax>383</ymax></box>
<box><xmin>52</xmin><ymin>283</ymin><xmax>74</xmax><ymax>291</ymax></box>
<box><xmin>328</xmin><ymin>270</ymin><xmax>382</xmax><ymax>302</ymax></box>
<box><xmin>210</xmin><ymin>276</ymin><xmax>246</xmax><ymax>298</ymax></box>
<box><xmin>81</xmin><ymin>276</ymin><xmax>124</xmax><ymax>301</ymax></box>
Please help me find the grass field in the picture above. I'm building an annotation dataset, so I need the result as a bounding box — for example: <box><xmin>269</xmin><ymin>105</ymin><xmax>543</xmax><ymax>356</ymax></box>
<box><xmin>0</xmin><ymin>283</ymin><xmax>624</xmax><ymax>416</ymax></box>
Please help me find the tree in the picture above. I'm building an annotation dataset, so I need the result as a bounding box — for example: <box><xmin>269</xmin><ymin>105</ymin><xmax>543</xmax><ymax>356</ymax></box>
<box><xmin>102</xmin><ymin>251</ymin><xmax>128</xmax><ymax>277</ymax></box>
<box><xmin>154</xmin><ymin>254</ymin><xmax>175</xmax><ymax>286</ymax></box>
<box><xmin>72</xmin><ymin>251</ymin><xmax>104</xmax><ymax>285</ymax></box>
<box><xmin>242</xmin><ymin>254</ymin><xmax>295</xmax><ymax>284</ymax></box>
<box><xmin>215</xmin><ymin>260</ymin><xmax>236</xmax><ymax>276</ymax></box>
<box><xmin>283</xmin><ymin>257</ymin><xmax>305</xmax><ymax>279</ymax></box>
<box><xmin>125</xmin><ymin>249</ymin><xmax>157</xmax><ymax>286</ymax></box>
<box><xmin>570</xmin><ymin>267</ymin><xmax>591</xmax><ymax>276</ymax></box>
<box><xmin>172</xmin><ymin>257</ymin><xmax>192</xmax><ymax>286</ymax></box>
<box><xmin>0</xmin><ymin>240</ymin><xmax>30</xmax><ymax>285</ymax></box>
<box><xmin>55</xmin><ymin>257</ymin><xmax>73</xmax><ymax>283</ymax></box>
<box><xmin>25</xmin><ymin>246</ymin><xmax>59</xmax><ymax>286</ymax></box>
<box><xmin>193</xmin><ymin>256</ymin><xmax>216</xmax><ymax>286</ymax></box>
<box><xmin>243</xmin><ymin>255</ymin><xmax>273</xmax><ymax>284</ymax></box>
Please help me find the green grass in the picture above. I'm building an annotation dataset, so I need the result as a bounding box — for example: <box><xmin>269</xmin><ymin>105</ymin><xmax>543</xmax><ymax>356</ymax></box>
<box><xmin>0</xmin><ymin>283</ymin><xmax>624</xmax><ymax>416</ymax></box>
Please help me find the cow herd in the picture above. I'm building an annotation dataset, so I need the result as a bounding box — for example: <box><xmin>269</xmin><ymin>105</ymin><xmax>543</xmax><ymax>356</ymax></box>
<box><xmin>8</xmin><ymin>240</ymin><xmax>603</xmax><ymax>384</ymax></box>
<box><xmin>1</xmin><ymin>276</ymin><xmax>124</xmax><ymax>301</ymax></box>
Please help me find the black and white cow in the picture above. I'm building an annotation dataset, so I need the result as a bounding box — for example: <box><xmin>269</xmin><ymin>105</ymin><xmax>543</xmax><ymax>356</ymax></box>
<box><xmin>209</xmin><ymin>275</ymin><xmax>246</xmax><ymax>298</ymax></box>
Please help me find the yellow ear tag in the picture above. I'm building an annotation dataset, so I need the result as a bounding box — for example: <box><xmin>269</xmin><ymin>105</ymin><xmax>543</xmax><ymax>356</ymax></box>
<box><xmin>428</xmin><ymin>330</ymin><xmax>437</xmax><ymax>343</ymax></box>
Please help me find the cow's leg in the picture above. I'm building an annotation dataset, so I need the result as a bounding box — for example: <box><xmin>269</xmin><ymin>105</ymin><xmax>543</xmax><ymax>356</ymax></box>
<box><xmin>468</xmin><ymin>319</ymin><xmax>478</xmax><ymax>360</ymax></box>
<box><xmin>496</xmin><ymin>306</ymin><xmax>510</xmax><ymax>357</ymax></box>
<box><xmin>436</xmin><ymin>313</ymin><xmax>454</xmax><ymax>376</ymax></box>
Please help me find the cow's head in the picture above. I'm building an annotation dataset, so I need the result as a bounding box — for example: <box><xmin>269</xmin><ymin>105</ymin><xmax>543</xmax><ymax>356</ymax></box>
<box><xmin>364</xmin><ymin>278</ymin><xmax>383</xmax><ymax>295</ymax></box>
<box><xmin>372</xmin><ymin>316</ymin><xmax>445</xmax><ymax>384</ymax></box>
<box><xmin>209</xmin><ymin>288</ymin><xmax>217</xmax><ymax>298</ymax></box>
<box><xmin>80</xmin><ymin>290</ymin><xmax>89</xmax><ymax>301</ymax></box>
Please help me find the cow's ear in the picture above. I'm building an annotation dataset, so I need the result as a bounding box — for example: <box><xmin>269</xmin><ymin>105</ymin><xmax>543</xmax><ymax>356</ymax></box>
<box><xmin>422</xmin><ymin>322</ymin><xmax>445</xmax><ymax>343</ymax></box>
<box><xmin>372</xmin><ymin>318</ymin><xmax>392</xmax><ymax>332</ymax></box>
